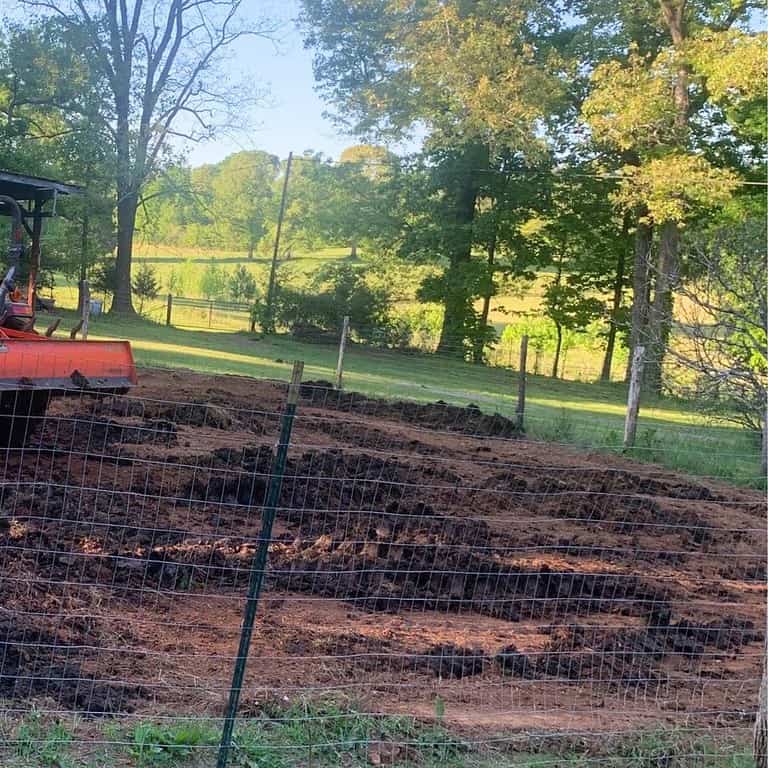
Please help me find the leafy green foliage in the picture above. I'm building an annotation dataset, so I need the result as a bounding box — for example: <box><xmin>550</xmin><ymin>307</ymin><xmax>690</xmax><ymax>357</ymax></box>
<box><xmin>199</xmin><ymin>262</ymin><xmax>228</xmax><ymax>301</ymax></box>
<box><xmin>11</xmin><ymin>711</ymin><xmax>73</xmax><ymax>767</ymax></box>
<box><xmin>254</xmin><ymin>263</ymin><xmax>390</xmax><ymax>341</ymax></box>
<box><xmin>228</xmin><ymin>265</ymin><xmax>258</xmax><ymax>303</ymax></box>
<box><xmin>583</xmin><ymin>49</ymin><xmax>678</xmax><ymax>152</ymax></box>
<box><xmin>128</xmin><ymin>720</ymin><xmax>217</xmax><ymax>766</ymax></box>
<box><xmin>91</xmin><ymin>257</ymin><xmax>118</xmax><ymax>303</ymax></box>
<box><xmin>132</xmin><ymin>263</ymin><xmax>160</xmax><ymax>315</ymax></box>
<box><xmin>615</xmin><ymin>155</ymin><xmax>736</xmax><ymax>225</ymax></box>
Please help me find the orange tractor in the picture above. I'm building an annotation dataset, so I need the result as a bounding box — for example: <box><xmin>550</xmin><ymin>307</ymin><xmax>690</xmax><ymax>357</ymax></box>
<box><xmin>0</xmin><ymin>170</ymin><xmax>136</xmax><ymax>446</ymax></box>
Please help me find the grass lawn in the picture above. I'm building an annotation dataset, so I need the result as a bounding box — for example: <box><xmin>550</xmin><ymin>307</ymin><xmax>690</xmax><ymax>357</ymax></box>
<box><xmin>63</xmin><ymin>311</ymin><xmax>762</xmax><ymax>486</ymax></box>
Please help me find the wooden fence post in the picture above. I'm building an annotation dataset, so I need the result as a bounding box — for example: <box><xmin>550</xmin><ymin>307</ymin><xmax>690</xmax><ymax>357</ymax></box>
<box><xmin>166</xmin><ymin>294</ymin><xmax>173</xmax><ymax>326</ymax></box>
<box><xmin>80</xmin><ymin>280</ymin><xmax>90</xmax><ymax>340</ymax></box>
<box><xmin>756</xmin><ymin>647</ymin><xmax>767</xmax><ymax>768</ymax></box>
<box><xmin>516</xmin><ymin>335</ymin><xmax>528</xmax><ymax>431</ymax></box>
<box><xmin>335</xmin><ymin>315</ymin><xmax>350</xmax><ymax>390</ymax></box>
<box><xmin>69</xmin><ymin>280</ymin><xmax>90</xmax><ymax>340</ymax></box>
<box><xmin>623</xmin><ymin>345</ymin><xmax>645</xmax><ymax>449</ymax></box>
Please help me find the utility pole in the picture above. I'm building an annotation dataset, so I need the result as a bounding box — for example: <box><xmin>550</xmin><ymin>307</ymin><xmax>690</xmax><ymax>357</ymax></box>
<box><xmin>264</xmin><ymin>151</ymin><xmax>293</xmax><ymax>334</ymax></box>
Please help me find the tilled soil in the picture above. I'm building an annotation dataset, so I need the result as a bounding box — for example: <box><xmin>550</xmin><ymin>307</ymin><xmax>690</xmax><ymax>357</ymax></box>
<box><xmin>0</xmin><ymin>368</ymin><xmax>764</xmax><ymax>735</ymax></box>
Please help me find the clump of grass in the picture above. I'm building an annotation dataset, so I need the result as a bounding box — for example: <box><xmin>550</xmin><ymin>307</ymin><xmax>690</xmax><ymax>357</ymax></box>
<box><xmin>128</xmin><ymin>720</ymin><xmax>218</xmax><ymax>766</ymax></box>
<box><xmin>7</xmin><ymin>710</ymin><xmax>74</xmax><ymax>767</ymax></box>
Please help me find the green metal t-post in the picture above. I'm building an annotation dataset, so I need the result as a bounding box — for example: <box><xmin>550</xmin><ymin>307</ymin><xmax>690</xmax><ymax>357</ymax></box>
<box><xmin>216</xmin><ymin>360</ymin><xmax>304</xmax><ymax>768</ymax></box>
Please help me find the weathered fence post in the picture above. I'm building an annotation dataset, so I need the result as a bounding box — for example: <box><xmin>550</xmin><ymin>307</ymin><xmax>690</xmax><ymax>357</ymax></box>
<box><xmin>516</xmin><ymin>335</ymin><xmax>528</xmax><ymax>431</ymax></box>
<box><xmin>80</xmin><ymin>280</ymin><xmax>90</xmax><ymax>340</ymax></box>
<box><xmin>166</xmin><ymin>294</ymin><xmax>173</xmax><ymax>326</ymax></box>
<box><xmin>335</xmin><ymin>315</ymin><xmax>350</xmax><ymax>390</ymax></box>
<box><xmin>69</xmin><ymin>280</ymin><xmax>90</xmax><ymax>340</ymax></box>
<box><xmin>756</xmin><ymin>648</ymin><xmax>767</xmax><ymax>768</ymax></box>
<box><xmin>216</xmin><ymin>361</ymin><xmax>304</xmax><ymax>768</ymax></box>
<box><xmin>623</xmin><ymin>345</ymin><xmax>645</xmax><ymax>449</ymax></box>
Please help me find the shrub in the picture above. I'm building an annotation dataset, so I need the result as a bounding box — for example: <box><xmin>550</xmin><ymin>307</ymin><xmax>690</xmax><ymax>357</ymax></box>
<box><xmin>199</xmin><ymin>261</ymin><xmax>227</xmax><ymax>300</ymax></box>
<box><xmin>252</xmin><ymin>263</ymin><xmax>390</xmax><ymax>339</ymax></box>
<box><xmin>132</xmin><ymin>262</ymin><xmax>160</xmax><ymax>315</ymax></box>
<box><xmin>228</xmin><ymin>264</ymin><xmax>257</xmax><ymax>303</ymax></box>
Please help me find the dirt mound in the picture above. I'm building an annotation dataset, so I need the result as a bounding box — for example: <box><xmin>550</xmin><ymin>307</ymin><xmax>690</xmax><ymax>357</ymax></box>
<box><xmin>495</xmin><ymin>644</ymin><xmax>536</xmax><ymax>677</ymax></box>
<box><xmin>0</xmin><ymin>369</ymin><xmax>762</xmax><ymax>726</ymax></box>
<box><xmin>303</xmin><ymin>417</ymin><xmax>437</xmax><ymax>454</ymax></box>
<box><xmin>0</xmin><ymin>620</ymin><xmax>141</xmax><ymax>715</ymax></box>
<box><xmin>538</xmin><ymin>617</ymin><xmax>761</xmax><ymax>684</ymax></box>
<box><xmin>31</xmin><ymin>416</ymin><xmax>178</xmax><ymax>451</ymax></box>
<box><xmin>301</xmin><ymin>388</ymin><xmax>521</xmax><ymax>439</ymax></box>
<box><xmin>183</xmin><ymin>447</ymin><xmax>464</xmax><ymax>522</ymax></box>
<box><xmin>414</xmin><ymin>644</ymin><xmax>489</xmax><ymax>678</ymax></box>
<box><xmin>488</xmin><ymin>467</ymin><xmax>720</xmax><ymax>504</ymax></box>
<box><xmin>271</xmin><ymin>535</ymin><xmax>667</xmax><ymax>621</ymax></box>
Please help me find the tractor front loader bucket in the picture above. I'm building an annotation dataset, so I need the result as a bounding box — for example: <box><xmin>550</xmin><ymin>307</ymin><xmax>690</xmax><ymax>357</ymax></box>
<box><xmin>0</xmin><ymin>338</ymin><xmax>137</xmax><ymax>447</ymax></box>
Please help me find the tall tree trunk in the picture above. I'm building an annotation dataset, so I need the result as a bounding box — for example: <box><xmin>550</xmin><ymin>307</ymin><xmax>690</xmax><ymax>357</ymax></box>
<box><xmin>77</xmin><ymin>214</ymin><xmax>89</xmax><ymax>314</ymax></box>
<box><xmin>350</xmin><ymin>240</ymin><xmax>357</xmax><ymax>259</ymax></box>
<box><xmin>247</xmin><ymin>237</ymin><xmax>255</xmax><ymax>259</ymax></box>
<box><xmin>625</xmin><ymin>213</ymin><xmax>653</xmax><ymax>381</ymax></box>
<box><xmin>552</xmin><ymin>323</ymin><xmax>563</xmax><ymax>379</ymax></box>
<box><xmin>644</xmin><ymin>1</ymin><xmax>690</xmax><ymax>393</ymax></box>
<box><xmin>112</xmin><ymin>189</ymin><xmax>138</xmax><ymax>314</ymax></box>
<box><xmin>111</xmin><ymin>76</ymin><xmax>137</xmax><ymax>315</ymax></box>
<box><xmin>601</xmin><ymin>215</ymin><xmax>630</xmax><ymax>381</ymax></box>
<box><xmin>645</xmin><ymin>219</ymin><xmax>679</xmax><ymax>395</ymax></box>
<box><xmin>473</xmin><ymin>229</ymin><xmax>496</xmax><ymax>365</ymax></box>
<box><xmin>435</xmin><ymin>144</ymin><xmax>486</xmax><ymax>356</ymax></box>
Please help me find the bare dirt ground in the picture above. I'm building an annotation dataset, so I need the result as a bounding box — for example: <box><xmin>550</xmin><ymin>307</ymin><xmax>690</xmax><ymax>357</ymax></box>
<box><xmin>0</xmin><ymin>369</ymin><xmax>764</xmax><ymax>738</ymax></box>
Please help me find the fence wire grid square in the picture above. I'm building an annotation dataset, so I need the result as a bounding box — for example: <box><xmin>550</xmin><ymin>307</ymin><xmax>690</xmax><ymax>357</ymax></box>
<box><xmin>0</xmin><ymin>366</ymin><xmax>764</xmax><ymax>767</ymax></box>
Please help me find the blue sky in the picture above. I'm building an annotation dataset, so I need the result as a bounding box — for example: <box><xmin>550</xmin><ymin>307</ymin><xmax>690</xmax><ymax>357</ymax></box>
<box><xmin>186</xmin><ymin>1</ymin><xmax>354</xmax><ymax>166</ymax></box>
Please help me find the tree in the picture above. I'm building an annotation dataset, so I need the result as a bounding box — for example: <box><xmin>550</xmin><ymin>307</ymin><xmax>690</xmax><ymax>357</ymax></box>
<box><xmin>132</xmin><ymin>262</ymin><xmax>159</xmax><ymax>315</ymax></box>
<box><xmin>253</xmin><ymin>262</ymin><xmax>390</xmax><ymax>341</ymax></box>
<box><xmin>543</xmin><ymin>283</ymin><xmax>604</xmax><ymax>379</ymax></box>
<box><xmin>299</xmin><ymin>0</ymin><xmax>562</xmax><ymax>356</ymax></box>
<box><xmin>21</xmin><ymin>0</ymin><xmax>275</xmax><ymax>314</ymax></box>
<box><xmin>199</xmin><ymin>261</ymin><xmax>227</xmax><ymax>301</ymax></box>
<box><xmin>669</xmin><ymin>219</ymin><xmax>766</xmax><ymax>437</ymax></box>
<box><xmin>337</xmin><ymin>144</ymin><xmax>394</xmax><ymax>258</ymax></box>
<box><xmin>228</xmin><ymin>264</ymin><xmax>257</xmax><ymax>303</ymax></box>
<box><xmin>91</xmin><ymin>257</ymin><xmax>118</xmax><ymax>305</ymax></box>
<box><xmin>517</xmin><ymin>167</ymin><xmax>631</xmax><ymax>379</ymax></box>
<box><xmin>212</xmin><ymin>151</ymin><xmax>279</xmax><ymax>258</ymax></box>
<box><xmin>577</xmin><ymin>0</ymin><xmax>763</xmax><ymax>393</ymax></box>
<box><xmin>0</xmin><ymin>18</ymin><xmax>116</xmax><ymax>309</ymax></box>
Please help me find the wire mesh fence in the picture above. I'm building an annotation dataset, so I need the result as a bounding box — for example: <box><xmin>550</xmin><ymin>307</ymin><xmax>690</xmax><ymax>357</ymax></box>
<box><xmin>0</xmin><ymin>361</ymin><xmax>764</xmax><ymax>767</ymax></box>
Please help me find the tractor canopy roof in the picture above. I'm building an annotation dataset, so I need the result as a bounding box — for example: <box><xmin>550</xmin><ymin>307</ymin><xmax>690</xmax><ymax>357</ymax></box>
<box><xmin>0</xmin><ymin>170</ymin><xmax>81</xmax><ymax>211</ymax></box>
